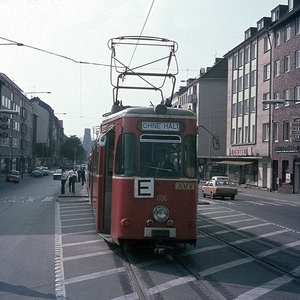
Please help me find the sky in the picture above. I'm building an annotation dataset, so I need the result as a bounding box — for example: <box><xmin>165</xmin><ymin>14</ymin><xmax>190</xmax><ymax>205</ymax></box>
<box><xmin>0</xmin><ymin>0</ymin><xmax>281</xmax><ymax>138</ymax></box>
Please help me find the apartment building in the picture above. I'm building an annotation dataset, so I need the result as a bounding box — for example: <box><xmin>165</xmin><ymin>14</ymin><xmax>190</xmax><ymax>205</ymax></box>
<box><xmin>0</xmin><ymin>73</ymin><xmax>65</xmax><ymax>179</ymax></box>
<box><xmin>225</xmin><ymin>0</ymin><xmax>300</xmax><ymax>190</ymax></box>
<box><xmin>271</xmin><ymin>2</ymin><xmax>300</xmax><ymax>193</ymax></box>
<box><xmin>175</xmin><ymin>58</ymin><xmax>228</xmax><ymax>180</ymax></box>
<box><xmin>0</xmin><ymin>73</ymin><xmax>34</xmax><ymax>177</ymax></box>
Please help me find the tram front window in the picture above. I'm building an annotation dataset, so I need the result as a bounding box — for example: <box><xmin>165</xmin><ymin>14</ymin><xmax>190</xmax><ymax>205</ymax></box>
<box><xmin>139</xmin><ymin>134</ymin><xmax>181</xmax><ymax>178</ymax></box>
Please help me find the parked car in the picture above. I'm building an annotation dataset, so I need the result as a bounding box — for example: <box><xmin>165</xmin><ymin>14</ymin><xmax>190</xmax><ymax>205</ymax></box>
<box><xmin>41</xmin><ymin>166</ymin><xmax>50</xmax><ymax>176</ymax></box>
<box><xmin>202</xmin><ymin>179</ymin><xmax>238</xmax><ymax>200</ymax></box>
<box><xmin>31</xmin><ymin>167</ymin><xmax>43</xmax><ymax>178</ymax></box>
<box><xmin>6</xmin><ymin>170</ymin><xmax>20</xmax><ymax>183</ymax></box>
<box><xmin>53</xmin><ymin>169</ymin><xmax>62</xmax><ymax>180</ymax></box>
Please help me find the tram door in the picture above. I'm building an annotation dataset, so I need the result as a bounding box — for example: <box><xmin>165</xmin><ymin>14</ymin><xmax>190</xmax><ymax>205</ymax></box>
<box><xmin>103</xmin><ymin>132</ymin><xmax>115</xmax><ymax>233</ymax></box>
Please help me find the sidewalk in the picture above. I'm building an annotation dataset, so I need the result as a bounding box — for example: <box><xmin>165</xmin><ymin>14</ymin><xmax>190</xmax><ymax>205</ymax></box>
<box><xmin>58</xmin><ymin>181</ymin><xmax>89</xmax><ymax>198</ymax></box>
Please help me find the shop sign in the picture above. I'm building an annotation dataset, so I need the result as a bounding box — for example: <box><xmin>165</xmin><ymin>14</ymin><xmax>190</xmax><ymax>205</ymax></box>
<box><xmin>275</xmin><ymin>145</ymin><xmax>300</xmax><ymax>153</ymax></box>
<box><xmin>231</xmin><ymin>148</ymin><xmax>248</xmax><ymax>156</ymax></box>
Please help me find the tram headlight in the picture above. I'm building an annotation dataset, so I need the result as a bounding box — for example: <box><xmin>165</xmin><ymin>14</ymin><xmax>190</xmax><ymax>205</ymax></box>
<box><xmin>152</xmin><ymin>205</ymin><xmax>169</xmax><ymax>223</ymax></box>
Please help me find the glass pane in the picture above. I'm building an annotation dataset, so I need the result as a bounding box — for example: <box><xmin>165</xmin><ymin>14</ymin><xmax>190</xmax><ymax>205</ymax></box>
<box><xmin>140</xmin><ymin>135</ymin><xmax>181</xmax><ymax>178</ymax></box>
<box><xmin>115</xmin><ymin>133</ymin><xmax>136</xmax><ymax>176</ymax></box>
<box><xmin>184</xmin><ymin>135</ymin><xmax>197</xmax><ymax>178</ymax></box>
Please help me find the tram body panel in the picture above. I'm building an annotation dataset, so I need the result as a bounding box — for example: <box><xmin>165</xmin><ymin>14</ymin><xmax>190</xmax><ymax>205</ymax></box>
<box><xmin>110</xmin><ymin>177</ymin><xmax>197</xmax><ymax>244</ymax></box>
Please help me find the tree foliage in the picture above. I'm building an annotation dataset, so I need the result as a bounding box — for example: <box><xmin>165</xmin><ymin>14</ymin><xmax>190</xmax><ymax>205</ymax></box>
<box><xmin>60</xmin><ymin>136</ymin><xmax>86</xmax><ymax>162</ymax></box>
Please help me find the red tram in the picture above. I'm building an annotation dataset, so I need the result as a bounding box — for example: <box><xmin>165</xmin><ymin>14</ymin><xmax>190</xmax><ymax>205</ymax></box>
<box><xmin>88</xmin><ymin>103</ymin><xmax>198</xmax><ymax>248</ymax></box>
<box><xmin>88</xmin><ymin>36</ymin><xmax>198</xmax><ymax>249</ymax></box>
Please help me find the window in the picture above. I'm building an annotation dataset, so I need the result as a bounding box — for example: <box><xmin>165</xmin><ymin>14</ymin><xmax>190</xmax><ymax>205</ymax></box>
<box><xmin>139</xmin><ymin>134</ymin><xmax>182</xmax><ymax>178</ymax></box>
<box><xmin>244</xmin><ymin>73</ymin><xmax>249</xmax><ymax>89</ymax></box>
<box><xmin>284</xmin><ymin>89</ymin><xmax>290</xmax><ymax>105</ymax></box>
<box><xmin>263</xmin><ymin>64</ymin><xmax>270</xmax><ymax>80</ymax></box>
<box><xmin>243</xmin><ymin>99</ymin><xmax>249</xmax><ymax>114</ymax></box>
<box><xmin>275</xmin><ymin>30</ymin><xmax>280</xmax><ymax>46</ymax></box>
<box><xmin>244</xmin><ymin>126</ymin><xmax>249</xmax><ymax>143</ymax></box>
<box><xmin>251</xmin><ymin>124</ymin><xmax>256</xmax><ymax>143</ymax></box>
<box><xmin>250</xmin><ymin>97</ymin><xmax>256</xmax><ymax>112</ymax></box>
<box><xmin>250</xmin><ymin>70</ymin><xmax>256</xmax><ymax>86</ymax></box>
<box><xmin>282</xmin><ymin>161</ymin><xmax>289</xmax><ymax>183</ymax></box>
<box><xmin>115</xmin><ymin>133</ymin><xmax>136</xmax><ymax>176</ymax></box>
<box><xmin>283</xmin><ymin>121</ymin><xmax>290</xmax><ymax>141</ymax></box>
<box><xmin>238</xmin><ymin>76</ymin><xmax>243</xmax><ymax>91</ymax></box>
<box><xmin>231</xmin><ymin>128</ymin><xmax>236</xmax><ymax>144</ymax></box>
<box><xmin>273</xmin><ymin>123</ymin><xmax>279</xmax><ymax>142</ymax></box>
<box><xmin>238</xmin><ymin>101</ymin><xmax>242</xmax><ymax>115</ymax></box>
<box><xmin>296</xmin><ymin>50</ymin><xmax>300</xmax><ymax>68</ymax></box>
<box><xmin>263</xmin><ymin>92</ymin><xmax>270</xmax><ymax>110</ymax></box>
<box><xmin>233</xmin><ymin>54</ymin><xmax>238</xmax><ymax>69</ymax></box>
<box><xmin>272</xmin><ymin>9</ymin><xmax>279</xmax><ymax>22</ymax></box>
<box><xmin>274</xmin><ymin>92</ymin><xmax>280</xmax><ymax>109</ymax></box>
<box><xmin>245</xmin><ymin>45</ymin><xmax>250</xmax><ymax>63</ymax></box>
<box><xmin>238</xmin><ymin>50</ymin><xmax>244</xmax><ymax>67</ymax></box>
<box><xmin>264</xmin><ymin>36</ymin><xmax>271</xmax><ymax>52</ymax></box>
<box><xmin>296</xmin><ymin>17</ymin><xmax>300</xmax><ymax>35</ymax></box>
<box><xmin>285</xmin><ymin>24</ymin><xmax>291</xmax><ymax>41</ymax></box>
<box><xmin>232</xmin><ymin>79</ymin><xmax>237</xmax><ymax>93</ymax></box>
<box><xmin>262</xmin><ymin>123</ymin><xmax>269</xmax><ymax>141</ymax></box>
<box><xmin>232</xmin><ymin>103</ymin><xmax>236</xmax><ymax>118</ymax></box>
<box><xmin>284</xmin><ymin>55</ymin><xmax>290</xmax><ymax>73</ymax></box>
<box><xmin>237</xmin><ymin>127</ymin><xmax>242</xmax><ymax>143</ymax></box>
<box><xmin>251</xmin><ymin>41</ymin><xmax>257</xmax><ymax>60</ymax></box>
<box><xmin>274</xmin><ymin>60</ymin><xmax>280</xmax><ymax>77</ymax></box>
<box><xmin>295</xmin><ymin>85</ymin><xmax>300</xmax><ymax>103</ymax></box>
<box><xmin>184</xmin><ymin>135</ymin><xmax>197</xmax><ymax>178</ymax></box>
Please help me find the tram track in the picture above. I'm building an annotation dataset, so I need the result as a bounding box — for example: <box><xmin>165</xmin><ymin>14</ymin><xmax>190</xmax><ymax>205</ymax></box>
<box><xmin>119</xmin><ymin>243</ymin><xmax>227</xmax><ymax>300</ymax></box>
<box><xmin>196</xmin><ymin>211</ymin><xmax>300</xmax><ymax>284</ymax></box>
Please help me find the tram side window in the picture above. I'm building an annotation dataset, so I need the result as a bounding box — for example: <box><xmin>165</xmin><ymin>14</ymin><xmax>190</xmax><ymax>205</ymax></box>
<box><xmin>184</xmin><ymin>135</ymin><xmax>197</xmax><ymax>178</ymax></box>
<box><xmin>115</xmin><ymin>133</ymin><xmax>136</xmax><ymax>176</ymax></box>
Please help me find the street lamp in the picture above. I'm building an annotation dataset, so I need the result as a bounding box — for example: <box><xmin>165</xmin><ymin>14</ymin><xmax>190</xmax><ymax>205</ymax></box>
<box><xmin>0</xmin><ymin>109</ymin><xmax>18</xmax><ymax>114</ymax></box>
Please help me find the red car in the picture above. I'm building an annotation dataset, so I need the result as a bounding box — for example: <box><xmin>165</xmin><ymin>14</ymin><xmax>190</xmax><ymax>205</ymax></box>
<box><xmin>202</xmin><ymin>179</ymin><xmax>237</xmax><ymax>200</ymax></box>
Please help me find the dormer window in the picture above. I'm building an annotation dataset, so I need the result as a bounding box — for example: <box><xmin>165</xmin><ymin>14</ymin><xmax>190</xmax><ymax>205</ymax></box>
<box><xmin>257</xmin><ymin>20</ymin><xmax>264</xmax><ymax>30</ymax></box>
<box><xmin>271</xmin><ymin>8</ymin><xmax>279</xmax><ymax>22</ymax></box>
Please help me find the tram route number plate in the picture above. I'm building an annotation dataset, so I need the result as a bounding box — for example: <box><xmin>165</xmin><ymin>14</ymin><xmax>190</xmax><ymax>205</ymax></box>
<box><xmin>134</xmin><ymin>177</ymin><xmax>154</xmax><ymax>198</ymax></box>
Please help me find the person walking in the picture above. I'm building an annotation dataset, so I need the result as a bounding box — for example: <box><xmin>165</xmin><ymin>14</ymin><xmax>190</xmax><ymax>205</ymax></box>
<box><xmin>80</xmin><ymin>167</ymin><xmax>86</xmax><ymax>185</ymax></box>
<box><xmin>68</xmin><ymin>167</ymin><xmax>77</xmax><ymax>195</ymax></box>
<box><xmin>60</xmin><ymin>168</ymin><xmax>68</xmax><ymax>194</ymax></box>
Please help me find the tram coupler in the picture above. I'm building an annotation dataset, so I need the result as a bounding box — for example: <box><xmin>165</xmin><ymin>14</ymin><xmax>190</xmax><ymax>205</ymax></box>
<box><xmin>154</xmin><ymin>244</ymin><xmax>174</xmax><ymax>256</ymax></box>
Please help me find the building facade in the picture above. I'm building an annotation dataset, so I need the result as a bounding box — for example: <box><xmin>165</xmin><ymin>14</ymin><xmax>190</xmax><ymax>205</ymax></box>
<box><xmin>0</xmin><ymin>73</ymin><xmax>65</xmax><ymax>180</ymax></box>
<box><xmin>0</xmin><ymin>73</ymin><xmax>34</xmax><ymax>178</ymax></box>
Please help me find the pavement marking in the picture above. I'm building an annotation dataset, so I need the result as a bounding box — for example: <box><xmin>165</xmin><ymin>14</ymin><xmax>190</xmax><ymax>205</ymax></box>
<box><xmin>41</xmin><ymin>196</ymin><xmax>54</xmax><ymax>202</ymax></box>
<box><xmin>60</xmin><ymin>222</ymin><xmax>95</xmax><ymax>229</ymax></box>
<box><xmin>63</xmin><ymin>250</ymin><xmax>113</xmax><ymax>261</ymax></box>
<box><xmin>199</xmin><ymin>257</ymin><xmax>254</xmax><ymax>277</ymax></box>
<box><xmin>258</xmin><ymin>240</ymin><xmax>300</xmax><ymax>258</ymax></box>
<box><xmin>234</xmin><ymin>274</ymin><xmax>293</xmax><ymax>300</ymax></box>
<box><xmin>147</xmin><ymin>275</ymin><xmax>196</xmax><ymax>295</ymax></box>
<box><xmin>63</xmin><ymin>267</ymin><xmax>125</xmax><ymax>285</ymax></box>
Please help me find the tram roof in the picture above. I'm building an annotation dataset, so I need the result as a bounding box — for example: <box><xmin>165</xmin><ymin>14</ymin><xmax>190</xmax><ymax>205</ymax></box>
<box><xmin>102</xmin><ymin>105</ymin><xmax>196</xmax><ymax>123</ymax></box>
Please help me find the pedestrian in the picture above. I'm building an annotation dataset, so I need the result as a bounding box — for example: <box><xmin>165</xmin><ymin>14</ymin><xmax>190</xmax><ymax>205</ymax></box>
<box><xmin>80</xmin><ymin>167</ymin><xmax>86</xmax><ymax>185</ymax></box>
<box><xmin>60</xmin><ymin>168</ymin><xmax>68</xmax><ymax>194</ymax></box>
<box><xmin>77</xmin><ymin>168</ymin><xmax>81</xmax><ymax>182</ymax></box>
<box><xmin>68</xmin><ymin>167</ymin><xmax>77</xmax><ymax>195</ymax></box>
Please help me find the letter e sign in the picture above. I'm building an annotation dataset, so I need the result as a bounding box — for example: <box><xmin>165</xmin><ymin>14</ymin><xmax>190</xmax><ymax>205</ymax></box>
<box><xmin>134</xmin><ymin>177</ymin><xmax>154</xmax><ymax>198</ymax></box>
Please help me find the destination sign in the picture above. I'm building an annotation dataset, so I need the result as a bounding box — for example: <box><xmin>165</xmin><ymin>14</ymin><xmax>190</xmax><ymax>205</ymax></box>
<box><xmin>142</xmin><ymin>122</ymin><xmax>180</xmax><ymax>131</ymax></box>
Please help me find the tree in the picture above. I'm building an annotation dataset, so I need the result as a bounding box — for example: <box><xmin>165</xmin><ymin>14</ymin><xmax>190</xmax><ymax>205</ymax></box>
<box><xmin>60</xmin><ymin>136</ymin><xmax>86</xmax><ymax>163</ymax></box>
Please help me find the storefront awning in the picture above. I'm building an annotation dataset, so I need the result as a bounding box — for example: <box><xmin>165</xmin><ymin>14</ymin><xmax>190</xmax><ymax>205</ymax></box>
<box><xmin>217</xmin><ymin>160</ymin><xmax>254</xmax><ymax>166</ymax></box>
